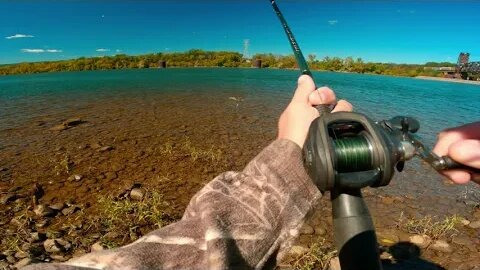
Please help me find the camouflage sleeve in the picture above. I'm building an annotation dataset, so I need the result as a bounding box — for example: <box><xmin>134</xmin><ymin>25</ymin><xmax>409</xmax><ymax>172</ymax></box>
<box><xmin>23</xmin><ymin>139</ymin><xmax>322</xmax><ymax>270</ymax></box>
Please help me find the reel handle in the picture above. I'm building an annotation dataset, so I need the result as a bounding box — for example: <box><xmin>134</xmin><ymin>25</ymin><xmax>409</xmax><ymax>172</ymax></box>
<box><xmin>439</xmin><ymin>156</ymin><xmax>480</xmax><ymax>174</ymax></box>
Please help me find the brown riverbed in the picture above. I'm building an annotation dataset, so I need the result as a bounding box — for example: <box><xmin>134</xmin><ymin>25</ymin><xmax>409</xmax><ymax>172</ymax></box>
<box><xmin>1</xmin><ymin>72</ymin><xmax>480</xmax><ymax>269</ymax></box>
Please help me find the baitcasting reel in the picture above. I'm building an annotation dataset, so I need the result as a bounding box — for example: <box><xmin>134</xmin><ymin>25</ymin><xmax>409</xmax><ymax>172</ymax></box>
<box><xmin>302</xmin><ymin>112</ymin><xmax>479</xmax><ymax>270</ymax></box>
<box><xmin>303</xmin><ymin>112</ymin><xmax>479</xmax><ymax>193</ymax></box>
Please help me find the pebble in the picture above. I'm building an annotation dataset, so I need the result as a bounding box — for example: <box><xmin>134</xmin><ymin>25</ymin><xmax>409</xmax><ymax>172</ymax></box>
<box><xmin>453</xmin><ymin>235</ymin><xmax>474</xmax><ymax>247</ymax></box>
<box><xmin>98</xmin><ymin>146</ymin><xmax>114</xmax><ymax>152</ymax></box>
<box><xmin>288</xmin><ymin>245</ymin><xmax>309</xmax><ymax>257</ymax></box>
<box><xmin>409</xmin><ymin>234</ymin><xmax>431</xmax><ymax>248</ymax></box>
<box><xmin>35</xmin><ymin>219</ymin><xmax>50</xmax><ymax>228</ymax></box>
<box><xmin>91</xmin><ymin>242</ymin><xmax>105</xmax><ymax>252</ymax></box>
<box><xmin>33</xmin><ymin>204</ymin><xmax>56</xmax><ymax>217</ymax></box>
<box><xmin>6</xmin><ymin>255</ymin><xmax>16</xmax><ymax>263</ymax></box>
<box><xmin>314</xmin><ymin>225</ymin><xmax>326</xmax><ymax>236</ymax></box>
<box><xmin>50</xmin><ymin>254</ymin><xmax>69</xmax><ymax>262</ymax></box>
<box><xmin>105</xmin><ymin>172</ymin><xmax>118</xmax><ymax>181</ymax></box>
<box><xmin>130</xmin><ymin>188</ymin><xmax>145</xmax><ymax>201</ymax></box>
<box><xmin>468</xmin><ymin>220</ymin><xmax>480</xmax><ymax>229</ymax></box>
<box><xmin>49</xmin><ymin>202</ymin><xmax>65</xmax><ymax>211</ymax></box>
<box><xmin>461</xmin><ymin>218</ymin><xmax>471</xmax><ymax>226</ymax></box>
<box><xmin>430</xmin><ymin>240</ymin><xmax>453</xmax><ymax>253</ymax></box>
<box><xmin>0</xmin><ymin>193</ymin><xmax>17</xmax><ymax>205</ymax></box>
<box><xmin>14</xmin><ymin>250</ymin><xmax>28</xmax><ymax>259</ymax></box>
<box><xmin>43</xmin><ymin>239</ymin><xmax>71</xmax><ymax>253</ymax></box>
<box><xmin>62</xmin><ymin>205</ymin><xmax>79</xmax><ymax>216</ymax></box>
<box><xmin>68</xmin><ymin>174</ymin><xmax>83</xmax><ymax>182</ymax></box>
<box><xmin>29</xmin><ymin>232</ymin><xmax>47</xmax><ymax>243</ymax></box>
<box><xmin>14</xmin><ymin>258</ymin><xmax>34</xmax><ymax>268</ymax></box>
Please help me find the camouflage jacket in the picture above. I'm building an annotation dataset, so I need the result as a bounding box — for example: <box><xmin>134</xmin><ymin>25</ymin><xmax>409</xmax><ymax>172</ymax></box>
<box><xmin>24</xmin><ymin>139</ymin><xmax>322</xmax><ymax>270</ymax></box>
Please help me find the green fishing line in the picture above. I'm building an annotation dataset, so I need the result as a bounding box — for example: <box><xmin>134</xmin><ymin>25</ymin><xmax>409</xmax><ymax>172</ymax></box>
<box><xmin>333</xmin><ymin>136</ymin><xmax>373</xmax><ymax>172</ymax></box>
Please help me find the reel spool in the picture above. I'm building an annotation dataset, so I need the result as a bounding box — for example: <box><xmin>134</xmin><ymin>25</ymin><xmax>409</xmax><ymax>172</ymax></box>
<box><xmin>303</xmin><ymin>112</ymin><xmax>399</xmax><ymax>193</ymax></box>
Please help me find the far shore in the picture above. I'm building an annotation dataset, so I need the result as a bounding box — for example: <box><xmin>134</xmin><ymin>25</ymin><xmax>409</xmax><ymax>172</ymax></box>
<box><xmin>416</xmin><ymin>76</ymin><xmax>480</xmax><ymax>86</ymax></box>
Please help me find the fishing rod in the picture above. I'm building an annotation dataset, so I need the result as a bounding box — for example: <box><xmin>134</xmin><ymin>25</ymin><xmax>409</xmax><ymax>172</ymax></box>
<box><xmin>269</xmin><ymin>1</ymin><xmax>480</xmax><ymax>270</ymax></box>
<box><xmin>269</xmin><ymin>0</ymin><xmax>332</xmax><ymax>114</ymax></box>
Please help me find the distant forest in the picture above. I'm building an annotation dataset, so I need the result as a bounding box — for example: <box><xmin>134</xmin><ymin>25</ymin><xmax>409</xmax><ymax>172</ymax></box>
<box><xmin>0</xmin><ymin>49</ymin><xmax>451</xmax><ymax>77</ymax></box>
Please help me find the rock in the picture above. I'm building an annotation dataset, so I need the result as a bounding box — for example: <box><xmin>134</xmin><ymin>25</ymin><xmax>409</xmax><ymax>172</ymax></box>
<box><xmin>29</xmin><ymin>232</ymin><xmax>46</xmax><ymax>243</ymax></box>
<box><xmin>31</xmin><ymin>183</ymin><xmax>44</xmax><ymax>201</ymax></box>
<box><xmin>49</xmin><ymin>202</ymin><xmax>65</xmax><ymax>211</ymax></box>
<box><xmin>452</xmin><ymin>235</ymin><xmax>474</xmax><ymax>247</ymax></box>
<box><xmin>61</xmin><ymin>205</ymin><xmax>79</xmax><ymax>216</ymax></box>
<box><xmin>91</xmin><ymin>242</ymin><xmax>105</xmax><ymax>252</ymax></box>
<box><xmin>105</xmin><ymin>172</ymin><xmax>118</xmax><ymax>181</ymax></box>
<box><xmin>409</xmin><ymin>234</ymin><xmax>431</xmax><ymax>248</ymax></box>
<box><xmin>14</xmin><ymin>258</ymin><xmax>34</xmax><ymax>268</ymax></box>
<box><xmin>460</xmin><ymin>218</ymin><xmax>470</xmax><ymax>226</ymax></box>
<box><xmin>6</xmin><ymin>255</ymin><xmax>16</xmax><ymax>263</ymax></box>
<box><xmin>14</xmin><ymin>250</ymin><xmax>28</xmax><ymax>259</ymax></box>
<box><xmin>68</xmin><ymin>174</ymin><xmax>83</xmax><ymax>182</ymax></box>
<box><xmin>288</xmin><ymin>245</ymin><xmax>309</xmax><ymax>257</ymax></box>
<box><xmin>299</xmin><ymin>224</ymin><xmax>314</xmax><ymax>235</ymax></box>
<box><xmin>468</xmin><ymin>220</ymin><xmax>480</xmax><ymax>229</ymax></box>
<box><xmin>98</xmin><ymin>146</ymin><xmax>114</xmax><ymax>152</ymax></box>
<box><xmin>430</xmin><ymin>240</ymin><xmax>453</xmax><ymax>253</ymax></box>
<box><xmin>35</xmin><ymin>219</ymin><xmax>50</xmax><ymax>228</ymax></box>
<box><xmin>50</xmin><ymin>254</ymin><xmax>69</xmax><ymax>262</ymax></box>
<box><xmin>44</xmin><ymin>239</ymin><xmax>62</xmax><ymax>253</ymax></box>
<box><xmin>381</xmin><ymin>196</ymin><xmax>395</xmax><ymax>205</ymax></box>
<box><xmin>50</xmin><ymin>124</ymin><xmax>69</xmax><ymax>131</ymax></box>
<box><xmin>43</xmin><ymin>239</ymin><xmax>71</xmax><ymax>253</ymax></box>
<box><xmin>64</xmin><ymin>118</ymin><xmax>83</xmax><ymax>127</ymax></box>
<box><xmin>314</xmin><ymin>225</ymin><xmax>327</xmax><ymax>236</ymax></box>
<box><xmin>1</xmin><ymin>193</ymin><xmax>18</xmax><ymax>205</ymax></box>
<box><xmin>46</xmin><ymin>231</ymin><xmax>64</xmax><ymax>239</ymax></box>
<box><xmin>33</xmin><ymin>204</ymin><xmax>56</xmax><ymax>217</ymax></box>
<box><xmin>329</xmin><ymin>257</ymin><xmax>341</xmax><ymax>270</ymax></box>
<box><xmin>130</xmin><ymin>188</ymin><xmax>145</xmax><ymax>201</ymax></box>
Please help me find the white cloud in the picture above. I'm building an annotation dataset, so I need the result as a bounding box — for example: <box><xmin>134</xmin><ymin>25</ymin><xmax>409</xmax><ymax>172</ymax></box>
<box><xmin>21</xmin><ymin>49</ymin><xmax>62</xmax><ymax>53</ymax></box>
<box><xmin>96</xmin><ymin>48</ymin><xmax>110</xmax><ymax>52</ymax></box>
<box><xmin>328</xmin><ymin>20</ymin><xmax>338</xmax><ymax>26</ymax></box>
<box><xmin>6</xmin><ymin>34</ymin><xmax>34</xmax><ymax>39</ymax></box>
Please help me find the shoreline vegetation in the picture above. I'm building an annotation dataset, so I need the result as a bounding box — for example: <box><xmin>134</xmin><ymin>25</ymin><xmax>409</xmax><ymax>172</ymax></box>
<box><xmin>0</xmin><ymin>49</ymin><xmax>457</xmax><ymax>78</ymax></box>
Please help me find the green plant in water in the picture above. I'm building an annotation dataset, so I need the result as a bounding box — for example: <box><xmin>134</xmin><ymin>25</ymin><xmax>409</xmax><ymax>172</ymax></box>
<box><xmin>396</xmin><ymin>213</ymin><xmax>463</xmax><ymax>240</ymax></box>
<box><xmin>97</xmin><ymin>190</ymin><xmax>173</xmax><ymax>246</ymax></box>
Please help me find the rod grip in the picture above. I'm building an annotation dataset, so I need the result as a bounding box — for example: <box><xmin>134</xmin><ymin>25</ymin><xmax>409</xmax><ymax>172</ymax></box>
<box><xmin>315</xmin><ymin>104</ymin><xmax>333</xmax><ymax>114</ymax></box>
<box><xmin>441</xmin><ymin>156</ymin><xmax>480</xmax><ymax>174</ymax></box>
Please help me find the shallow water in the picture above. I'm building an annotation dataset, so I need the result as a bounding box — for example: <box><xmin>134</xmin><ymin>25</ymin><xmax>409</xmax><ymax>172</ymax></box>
<box><xmin>1</xmin><ymin>68</ymin><xmax>479</xmax><ymax>207</ymax></box>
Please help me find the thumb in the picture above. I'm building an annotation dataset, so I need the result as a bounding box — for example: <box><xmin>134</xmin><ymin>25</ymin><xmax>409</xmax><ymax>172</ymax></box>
<box><xmin>292</xmin><ymin>75</ymin><xmax>315</xmax><ymax>103</ymax></box>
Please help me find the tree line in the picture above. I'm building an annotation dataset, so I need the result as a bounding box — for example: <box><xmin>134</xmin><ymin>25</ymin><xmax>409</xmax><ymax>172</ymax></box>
<box><xmin>0</xmin><ymin>49</ymin><xmax>447</xmax><ymax>78</ymax></box>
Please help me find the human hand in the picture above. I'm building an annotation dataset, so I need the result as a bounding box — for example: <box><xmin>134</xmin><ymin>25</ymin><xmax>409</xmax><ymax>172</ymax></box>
<box><xmin>278</xmin><ymin>75</ymin><xmax>353</xmax><ymax>148</ymax></box>
<box><xmin>433</xmin><ymin>122</ymin><xmax>480</xmax><ymax>184</ymax></box>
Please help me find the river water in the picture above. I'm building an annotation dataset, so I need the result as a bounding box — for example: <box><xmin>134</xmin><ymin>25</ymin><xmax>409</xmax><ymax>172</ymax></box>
<box><xmin>1</xmin><ymin>68</ymin><xmax>479</xmax><ymax>209</ymax></box>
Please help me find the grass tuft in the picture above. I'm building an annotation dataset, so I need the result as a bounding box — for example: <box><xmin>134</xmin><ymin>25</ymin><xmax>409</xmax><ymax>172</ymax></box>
<box><xmin>396</xmin><ymin>213</ymin><xmax>463</xmax><ymax>240</ymax></box>
<box><xmin>288</xmin><ymin>239</ymin><xmax>337</xmax><ymax>270</ymax></box>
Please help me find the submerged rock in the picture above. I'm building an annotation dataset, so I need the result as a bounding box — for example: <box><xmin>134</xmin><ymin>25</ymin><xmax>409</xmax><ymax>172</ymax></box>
<box><xmin>430</xmin><ymin>240</ymin><xmax>452</xmax><ymax>253</ymax></box>
<box><xmin>130</xmin><ymin>188</ymin><xmax>145</xmax><ymax>201</ymax></box>
<box><xmin>91</xmin><ymin>242</ymin><xmax>105</xmax><ymax>252</ymax></box>
<box><xmin>468</xmin><ymin>220</ymin><xmax>480</xmax><ymax>229</ymax></box>
<box><xmin>98</xmin><ymin>146</ymin><xmax>114</xmax><ymax>152</ymax></box>
<box><xmin>0</xmin><ymin>193</ymin><xmax>17</xmax><ymax>205</ymax></box>
<box><xmin>33</xmin><ymin>204</ymin><xmax>56</xmax><ymax>217</ymax></box>
<box><xmin>14</xmin><ymin>258</ymin><xmax>35</xmax><ymax>269</ymax></box>
<box><xmin>409</xmin><ymin>234</ymin><xmax>431</xmax><ymax>248</ymax></box>
<box><xmin>43</xmin><ymin>239</ymin><xmax>71</xmax><ymax>253</ymax></box>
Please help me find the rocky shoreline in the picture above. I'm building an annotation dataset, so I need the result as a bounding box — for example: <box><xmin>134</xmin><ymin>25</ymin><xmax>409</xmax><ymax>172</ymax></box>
<box><xmin>416</xmin><ymin>76</ymin><xmax>480</xmax><ymax>86</ymax></box>
<box><xmin>1</xmin><ymin>91</ymin><xmax>479</xmax><ymax>269</ymax></box>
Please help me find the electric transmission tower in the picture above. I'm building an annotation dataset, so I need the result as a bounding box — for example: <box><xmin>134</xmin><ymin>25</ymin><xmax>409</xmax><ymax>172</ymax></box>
<box><xmin>243</xmin><ymin>39</ymin><xmax>250</xmax><ymax>60</ymax></box>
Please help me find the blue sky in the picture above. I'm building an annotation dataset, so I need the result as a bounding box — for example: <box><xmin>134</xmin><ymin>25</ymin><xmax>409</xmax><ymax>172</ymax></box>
<box><xmin>1</xmin><ymin>0</ymin><xmax>479</xmax><ymax>65</ymax></box>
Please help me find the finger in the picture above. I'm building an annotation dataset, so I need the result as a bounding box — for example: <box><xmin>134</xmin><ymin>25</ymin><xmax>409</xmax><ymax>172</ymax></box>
<box><xmin>292</xmin><ymin>75</ymin><xmax>315</xmax><ymax>103</ymax></box>
<box><xmin>442</xmin><ymin>170</ymin><xmax>471</xmax><ymax>184</ymax></box>
<box><xmin>433</xmin><ymin>130</ymin><xmax>466</xmax><ymax>157</ymax></box>
<box><xmin>308</xmin><ymin>87</ymin><xmax>336</xmax><ymax>106</ymax></box>
<box><xmin>448</xmin><ymin>140</ymin><xmax>480</xmax><ymax>168</ymax></box>
<box><xmin>331</xmin><ymin>100</ymin><xmax>353</xmax><ymax>113</ymax></box>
